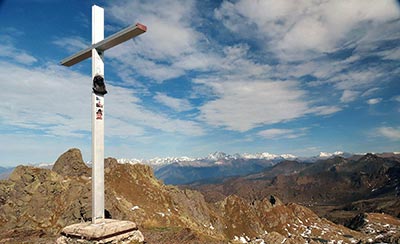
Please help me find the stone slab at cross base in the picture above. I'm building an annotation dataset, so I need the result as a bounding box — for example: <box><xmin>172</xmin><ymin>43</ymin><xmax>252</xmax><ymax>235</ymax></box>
<box><xmin>56</xmin><ymin>219</ymin><xmax>144</xmax><ymax>244</ymax></box>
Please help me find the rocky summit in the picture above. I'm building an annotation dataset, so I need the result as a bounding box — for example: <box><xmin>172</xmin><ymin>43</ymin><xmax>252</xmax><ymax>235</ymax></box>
<box><xmin>0</xmin><ymin>149</ymin><xmax>399</xmax><ymax>243</ymax></box>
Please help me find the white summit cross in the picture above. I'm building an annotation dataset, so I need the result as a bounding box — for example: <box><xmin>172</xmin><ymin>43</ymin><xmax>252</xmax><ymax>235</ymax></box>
<box><xmin>60</xmin><ymin>5</ymin><xmax>146</xmax><ymax>224</ymax></box>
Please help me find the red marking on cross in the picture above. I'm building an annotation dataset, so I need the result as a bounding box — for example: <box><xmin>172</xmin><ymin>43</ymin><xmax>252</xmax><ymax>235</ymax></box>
<box><xmin>136</xmin><ymin>23</ymin><xmax>147</xmax><ymax>32</ymax></box>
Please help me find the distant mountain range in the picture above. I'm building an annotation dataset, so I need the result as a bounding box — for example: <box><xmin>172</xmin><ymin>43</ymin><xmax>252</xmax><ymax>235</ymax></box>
<box><xmin>117</xmin><ymin>151</ymin><xmax>366</xmax><ymax>168</ymax></box>
<box><xmin>118</xmin><ymin>151</ymin><xmax>400</xmax><ymax>185</ymax></box>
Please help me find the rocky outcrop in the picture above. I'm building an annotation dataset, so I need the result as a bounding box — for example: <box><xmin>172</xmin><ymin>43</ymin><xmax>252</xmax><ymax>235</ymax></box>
<box><xmin>348</xmin><ymin>213</ymin><xmax>400</xmax><ymax>243</ymax></box>
<box><xmin>0</xmin><ymin>165</ymin><xmax>92</xmax><ymax>242</ymax></box>
<box><xmin>52</xmin><ymin>148</ymin><xmax>90</xmax><ymax>177</ymax></box>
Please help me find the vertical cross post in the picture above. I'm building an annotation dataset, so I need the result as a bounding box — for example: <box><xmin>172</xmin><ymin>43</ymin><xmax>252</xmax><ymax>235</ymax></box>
<box><xmin>60</xmin><ymin>4</ymin><xmax>146</xmax><ymax>226</ymax></box>
<box><xmin>91</xmin><ymin>5</ymin><xmax>105</xmax><ymax>224</ymax></box>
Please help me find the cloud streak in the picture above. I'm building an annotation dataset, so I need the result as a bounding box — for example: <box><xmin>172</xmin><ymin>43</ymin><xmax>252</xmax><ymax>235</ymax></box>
<box><xmin>0</xmin><ymin>41</ymin><xmax>37</xmax><ymax>65</ymax></box>
<box><xmin>377</xmin><ymin>127</ymin><xmax>400</xmax><ymax>140</ymax></box>
<box><xmin>258</xmin><ymin>128</ymin><xmax>307</xmax><ymax>139</ymax></box>
<box><xmin>154</xmin><ymin>93</ymin><xmax>193</xmax><ymax>112</ymax></box>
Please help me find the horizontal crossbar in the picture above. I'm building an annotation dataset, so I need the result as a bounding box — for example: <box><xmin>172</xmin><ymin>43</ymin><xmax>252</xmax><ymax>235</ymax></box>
<box><xmin>60</xmin><ymin>23</ymin><xmax>147</xmax><ymax>67</ymax></box>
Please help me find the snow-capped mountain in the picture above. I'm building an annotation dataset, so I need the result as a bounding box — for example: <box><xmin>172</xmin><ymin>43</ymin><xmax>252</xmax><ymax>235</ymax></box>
<box><xmin>204</xmin><ymin>151</ymin><xmax>231</xmax><ymax>161</ymax></box>
<box><xmin>241</xmin><ymin>152</ymin><xmax>297</xmax><ymax>161</ymax></box>
<box><xmin>298</xmin><ymin>151</ymin><xmax>355</xmax><ymax>162</ymax></box>
<box><xmin>118</xmin><ymin>151</ymin><xmax>296</xmax><ymax>168</ymax></box>
<box><xmin>117</xmin><ymin>151</ymin><xmax>356</xmax><ymax>169</ymax></box>
<box><xmin>117</xmin><ymin>156</ymin><xmax>196</xmax><ymax>169</ymax></box>
<box><xmin>318</xmin><ymin>151</ymin><xmax>345</xmax><ymax>158</ymax></box>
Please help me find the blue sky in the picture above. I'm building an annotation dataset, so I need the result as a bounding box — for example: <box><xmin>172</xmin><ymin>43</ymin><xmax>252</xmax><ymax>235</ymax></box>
<box><xmin>1</xmin><ymin>0</ymin><xmax>399</xmax><ymax>166</ymax></box>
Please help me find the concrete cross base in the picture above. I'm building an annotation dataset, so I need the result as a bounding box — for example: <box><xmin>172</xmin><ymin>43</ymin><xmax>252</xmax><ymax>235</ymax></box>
<box><xmin>56</xmin><ymin>219</ymin><xmax>144</xmax><ymax>244</ymax></box>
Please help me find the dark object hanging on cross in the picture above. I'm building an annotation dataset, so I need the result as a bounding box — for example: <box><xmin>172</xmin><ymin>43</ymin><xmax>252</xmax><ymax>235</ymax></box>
<box><xmin>93</xmin><ymin>75</ymin><xmax>107</xmax><ymax>95</ymax></box>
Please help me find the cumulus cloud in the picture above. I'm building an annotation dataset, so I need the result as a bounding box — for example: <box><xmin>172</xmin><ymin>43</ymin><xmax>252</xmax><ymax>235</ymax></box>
<box><xmin>377</xmin><ymin>126</ymin><xmax>400</xmax><ymax>140</ymax></box>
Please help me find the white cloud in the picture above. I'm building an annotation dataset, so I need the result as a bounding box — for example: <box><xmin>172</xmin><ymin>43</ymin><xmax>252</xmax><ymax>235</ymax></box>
<box><xmin>393</xmin><ymin>95</ymin><xmax>400</xmax><ymax>102</ymax></box>
<box><xmin>0</xmin><ymin>62</ymin><xmax>89</xmax><ymax>137</ymax></box>
<box><xmin>53</xmin><ymin>36</ymin><xmax>89</xmax><ymax>53</ymax></box>
<box><xmin>340</xmin><ymin>90</ymin><xmax>359</xmax><ymax>103</ymax></box>
<box><xmin>110</xmin><ymin>54</ymin><xmax>185</xmax><ymax>83</ymax></box>
<box><xmin>309</xmin><ymin>106</ymin><xmax>342</xmax><ymax>116</ymax></box>
<box><xmin>258</xmin><ymin>128</ymin><xmax>307</xmax><ymax>139</ymax></box>
<box><xmin>334</xmin><ymin>70</ymin><xmax>383</xmax><ymax>91</ymax></box>
<box><xmin>361</xmin><ymin>88</ymin><xmax>380</xmax><ymax>97</ymax></box>
<box><xmin>215</xmin><ymin>0</ymin><xmax>400</xmax><ymax>60</ymax></box>
<box><xmin>154</xmin><ymin>93</ymin><xmax>192</xmax><ymax>112</ymax></box>
<box><xmin>367</xmin><ymin>98</ymin><xmax>382</xmax><ymax>105</ymax></box>
<box><xmin>108</xmin><ymin>0</ymin><xmax>198</xmax><ymax>59</ymax></box>
<box><xmin>377</xmin><ymin>126</ymin><xmax>400</xmax><ymax>140</ymax></box>
<box><xmin>187</xmin><ymin>43</ymin><xmax>341</xmax><ymax>132</ymax></box>
<box><xmin>0</xmin><ymin>42</ymin><xmax>37</xmax><ymax>65</ymax></box>
<box><xmin>105</xmin><ymin>0</ymin><xmax>210</xmax><ymax>83</ymax></box>
<box><xmin>196</xmin><ymin>79</ymin><xmax>313</xmax><ymax>132</ymax></box>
